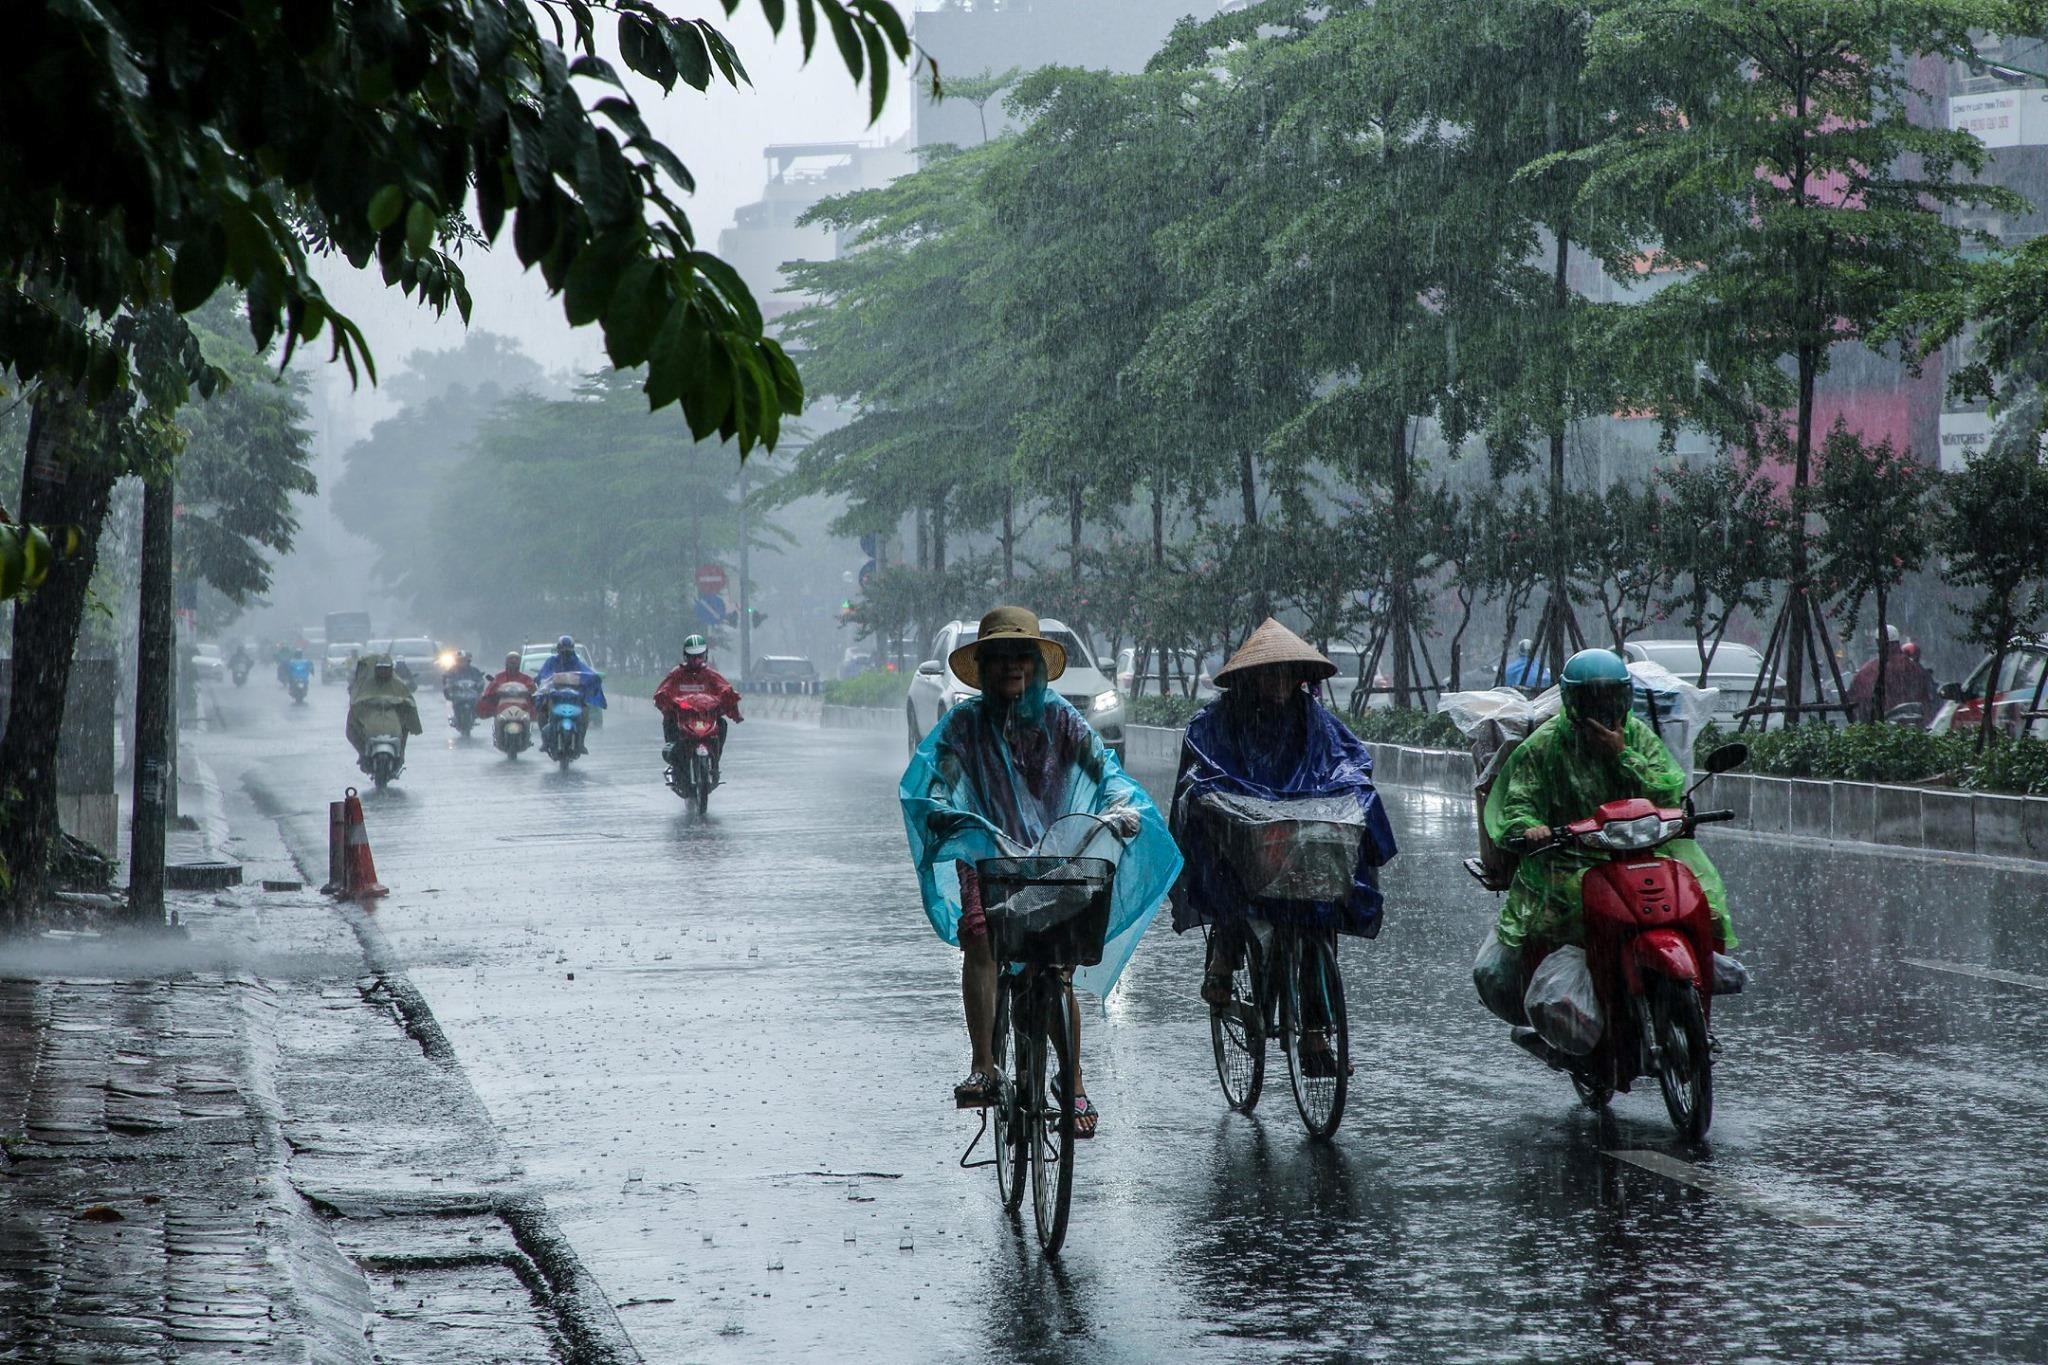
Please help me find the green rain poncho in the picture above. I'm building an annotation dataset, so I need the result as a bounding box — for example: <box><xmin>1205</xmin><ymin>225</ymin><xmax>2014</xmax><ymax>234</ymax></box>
<box><xmin>1483</xmin><ymin>712</ymin><xmax>1734</xmax><ymax>951</ymax></box>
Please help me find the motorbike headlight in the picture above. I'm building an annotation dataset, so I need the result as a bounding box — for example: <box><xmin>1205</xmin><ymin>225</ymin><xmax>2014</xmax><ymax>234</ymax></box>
<box><xmin>436</xmin><ymin>649</ymin><xmax>457</xmax><ymax>671</ymax></box>
<box><xmin>1091</xmin><ymin>690</ymin><xmax>1119</xmax><ymax>714</ymax></box>
<box><xmin>1590</xmin><ymin>814</ymin><xmax>1681</xmax><ymax>851</ymax></box>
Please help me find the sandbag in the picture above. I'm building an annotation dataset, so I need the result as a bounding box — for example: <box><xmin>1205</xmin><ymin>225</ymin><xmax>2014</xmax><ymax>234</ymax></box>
<box><xmin>1473</xmin><ymin>928</ymin><xmax>1523</xmax><ymax>1024</ymax></box>
<box><xmin>1524</xmin><ymin>946</ymin><xmax>1603</xmax><ymax>1056</ymax></box>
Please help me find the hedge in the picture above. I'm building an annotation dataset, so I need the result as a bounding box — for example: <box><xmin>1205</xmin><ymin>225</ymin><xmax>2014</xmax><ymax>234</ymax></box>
<box><xmin>1697</xmin><ymin>722</ymin><xmax>2048</xmax><ymax>797</ymax></box>
<box><xmin>823</xmin><ymin>670</ymin><xmax>911</xmax><ymax>708</ymax></box>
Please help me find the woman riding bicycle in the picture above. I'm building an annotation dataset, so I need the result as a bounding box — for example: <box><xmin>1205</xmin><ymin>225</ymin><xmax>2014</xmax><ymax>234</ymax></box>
<box><xmin>900</xmin><ymin>606</ymin><xmax>1180</xmax><ymax>1139</ymax></box>
<box><xmin>1170</xmin><ymin>619</ymin><xmax>1398</xmax><ymax>1077</ymax></box>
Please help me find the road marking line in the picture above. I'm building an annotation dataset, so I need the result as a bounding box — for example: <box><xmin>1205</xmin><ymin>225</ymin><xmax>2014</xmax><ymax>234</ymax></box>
<box><xmin>1605</xmin><ymin>1149</ymin><xmax>1850</xmax><ymax>1226</ymax></box>
<box><xmin>1903</xmin><ymin>958</ymin><xmax>2048</xmax><ymax>991</ymax></box>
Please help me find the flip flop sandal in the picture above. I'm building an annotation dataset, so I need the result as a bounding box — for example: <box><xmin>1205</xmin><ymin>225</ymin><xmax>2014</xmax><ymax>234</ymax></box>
<box><xmin>1200</xmin><ymin>973</ymin><xmax>1234</xmax><ymax>1008</ymax></box>
<box><xmin>1072</xmin><ymin>1094</ymin><xmax>1099</xmax><ymax>1139</ymax></box>
<box><xmin>953</xmin><ymin>1071</ymin><xmax>997</xmax><ymax>1109</ymax></box>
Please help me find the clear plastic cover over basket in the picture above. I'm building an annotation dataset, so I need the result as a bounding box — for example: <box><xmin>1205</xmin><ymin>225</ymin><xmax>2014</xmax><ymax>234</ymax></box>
<box><xmin>1190</xmin><ymin>789</ymin><xmax>1371</xmax><ymax>903</ymax></box>
<box><xmin>978</xmin><ymin>855</ymin><xmax>1117</xmax><ymax>966</ymax></box>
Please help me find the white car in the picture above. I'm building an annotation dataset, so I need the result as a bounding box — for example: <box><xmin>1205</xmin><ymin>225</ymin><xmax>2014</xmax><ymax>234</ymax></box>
<box><xmin>1323</xmin><ymin>645</ymin><xmax>1394</xmax><ymax>713</ymax></box>
<box><xmin>909</xmin><ymin>618</ymin><xmax>1125</xmax><ymax>757</ymax></box>
<box><xmin>189</xmin><ymin>643</ymin><xmax>227</xmax><ymax>682</ymax></box>
<box><xmin>1113</xmin><ymin>646</ymin><xmax>1215</xmax><ymax>700</ymax></box>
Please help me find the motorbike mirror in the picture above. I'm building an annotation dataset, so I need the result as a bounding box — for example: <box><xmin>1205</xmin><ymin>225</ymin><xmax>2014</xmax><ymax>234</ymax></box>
<box><xmin>1703</xmin><ymin>742</ymin><xmax>1749</xmax><ymax>775</ymax></box>
<box><xmin>916</xmin><ymin>659</ymin><xmax>943</xmax><ymax>676</ymax></box>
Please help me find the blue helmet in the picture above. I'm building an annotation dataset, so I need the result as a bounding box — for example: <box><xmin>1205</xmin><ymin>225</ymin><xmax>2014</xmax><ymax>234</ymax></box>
<box><xmin>1559</xmin><ymin>648</ymin><xmax>1632</xmax><ymax>728</ymax></box>
<box><xmin>556</xmin><ymin>635</ymin><xmax>575</xmax><ymax>654</ymax></box>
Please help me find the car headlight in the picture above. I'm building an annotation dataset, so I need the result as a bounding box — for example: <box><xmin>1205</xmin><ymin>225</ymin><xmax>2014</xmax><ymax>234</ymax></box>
<box><xmin>1092</xmin><ymin>690</ymin><xmax>1119</xmax><ymax>714</ymax></box>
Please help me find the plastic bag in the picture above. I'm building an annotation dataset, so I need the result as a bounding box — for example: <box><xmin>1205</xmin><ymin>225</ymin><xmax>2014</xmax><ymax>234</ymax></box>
<box><xmin>1191</xmin><ymin>790</ymin><xmax>1369</xmax><ymax>902</ymax></box>
<box><xmin>1712</xmin><ymin>951</ymin><xmax>1749</xmax><ymax>997</ymax></box>
<box><xmin>1524</xmin><ymin>946</ymin><xmax>1603</xmax><ymax>1056</ymax></box>
<box><xmin>1626</xmin><ymin>661</ymin><xmax>1718</xmax><ymax>772</ymax></box>
<box><xmin>1439</xmin><ymin>688</ymin><xmax>1558</xmax><ymax>786</ymax></box>
<box><xmin>1473</xmin><ymin>928</ymin><xmax>1523</xmax><ymax>1024</ymax></box>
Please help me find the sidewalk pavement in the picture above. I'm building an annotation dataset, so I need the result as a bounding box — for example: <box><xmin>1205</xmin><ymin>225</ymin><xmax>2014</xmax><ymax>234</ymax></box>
<box><xmin>0</xmin><ymin>753</ymin><xmax>639</xmax><ymax>1362</ymax></box>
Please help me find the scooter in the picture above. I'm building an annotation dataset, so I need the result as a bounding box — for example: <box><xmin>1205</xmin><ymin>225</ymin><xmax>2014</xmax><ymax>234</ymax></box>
<box><xmin>539</xmin><ymin>677</ymin><xmax>588</xmax><ymax>768</ymax></box>
<box><xmin>1496</xmin><ymin>743</ymin><xmax>1747</xmax><ymax>1141</ymax></box>
<box><xmin>664</xmin><ymin>692</ymin><xmax>724</xmax><ymax>816</ymax></box>
<box><xmin>364</xmin><ymin>733</ymin><xmax>405</xmax><ymax>790</ymax></box>
<box><xmin>286</xmin><ymin>657</ymin><xmax>313</xmax><ymax>704</ymax></box>
<box><xmin>491</xmin><ymin>682</ymin><xmax>534</xmax><ymax>759</ymax></box>
<box><xmin>447</xmin><ymin>675</ymin><xmax>484</xmax><ymax>738</ymax></box>
<box><xmin>230</xmin><ymin>654</ymin><xmax>252</xmax><ymax>687</ymax></box>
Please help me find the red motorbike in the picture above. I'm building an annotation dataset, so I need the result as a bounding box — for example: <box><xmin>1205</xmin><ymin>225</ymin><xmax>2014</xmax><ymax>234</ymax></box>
<box><xmin>1515</xmin><ymin>742</ymin><xmax>1746</xmax><ymax>1140</ymax></box>
<box><xmin>665</xmin><ymin>692</ymin><xmax>724</xmax><ymax>816</ymax></box>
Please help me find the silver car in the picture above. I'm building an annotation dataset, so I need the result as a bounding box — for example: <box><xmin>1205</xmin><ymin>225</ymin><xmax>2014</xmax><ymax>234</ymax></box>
<box><xmin>908</xmin><ymin>618</ymin><xmax>1125</xmax><ymax>757</ymax></box>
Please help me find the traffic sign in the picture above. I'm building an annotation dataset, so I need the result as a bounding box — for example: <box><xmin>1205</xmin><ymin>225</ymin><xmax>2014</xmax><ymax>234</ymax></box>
<box><xmin>858</xmin><ymin>558</ymin><xmax>877</xmax><ymax>589</ymax></box>
<box><xmin>694</xmin><ymin>592</ymin><xmax>726</xmax><ymax>627</ymax></box>
<box><xmin>695</xmin><ymin>563</ymin><xmax>728</xmax><ymax>595</ymax></box>
<box><xmin>859</xmin><ymin>533</ymin><xmax>879</xmax><ymax>558</ymax></box>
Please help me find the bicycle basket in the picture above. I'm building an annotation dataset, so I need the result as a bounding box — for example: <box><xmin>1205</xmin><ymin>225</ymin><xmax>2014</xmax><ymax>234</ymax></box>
<box><xmin>1192</xmin><ymin>790</ymin><xmax>1368</xmax><ymax>903</ymax></box>
<box><xmin>977</xmin><ymin>855</ymin><xmax>1117</xmax><ymax>967</ymax></box>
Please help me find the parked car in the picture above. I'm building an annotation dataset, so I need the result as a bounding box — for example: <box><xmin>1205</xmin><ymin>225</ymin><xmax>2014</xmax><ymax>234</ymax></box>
<box><xmin>1929</xmin><ymin>637</ymin><xmax>2048</xmax><ymax>739</ymax></box>
<box><xmin>1619</xmin><ymin>639</ymin><xmax>1788</xmax><ymax>725</ymax></box>
<box><xmin>1113</xmin><ymin>646</ymin><xmax>1214</xmax><ymax>699</ymax></box>
<box><xmin>189</xmin><ymin>643</ymin><xmax>227</xmax><ymax>683</ymax></box>
<box><xmin>751</xmin><ymin>655</ymin><xmax>819</xmax><ymax>694</ymax></box>
<box><xmin>839</xmin><ymin>646</ymin><xmax>876</xmax><ymax>680</ymax></box>
<box><xmin>322</xmin><ymin>642</ymin><xmax>363</xmax><ymax>685</ymax></box>
<box><xmin>1323</xmin><ymin>645</ymin><xmax>1394</xmax><ymax>713</ymax></box>
<box><xmin>908</xmin><ymin>618</ymin><xmax>1125</xmax><ymax>757</ymax></box>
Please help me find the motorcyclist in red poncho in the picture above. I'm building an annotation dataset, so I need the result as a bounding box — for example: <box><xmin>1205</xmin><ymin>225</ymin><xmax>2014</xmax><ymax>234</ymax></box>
<box><xmin>654</xmin><ymin>635</ymin><xmax>744</xmax><ymax>782</ymax></box>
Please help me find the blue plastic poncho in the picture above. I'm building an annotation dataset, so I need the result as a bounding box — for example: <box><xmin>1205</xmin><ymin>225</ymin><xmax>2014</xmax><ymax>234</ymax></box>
<box><xmin>536</xmin><ymin>653</ymin><xmax>609</xmax><ymax>709</ymax></box>
<box><xmin>899</xmin><ymin>686</ymin><xmax>1181</xmax><ymax>1001</ymax></box>
<box><xmin>1170</xmin><ymin>690</ymin><xmax>1398</xmax><ymax>937</ymax></box>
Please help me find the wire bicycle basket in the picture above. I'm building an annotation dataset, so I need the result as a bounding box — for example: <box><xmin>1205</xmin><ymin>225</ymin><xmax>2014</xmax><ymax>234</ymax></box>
<box><xmin>978</xmin><ymin>854</ymin><xmax>1117</xmax><ymax>967</ymax></box>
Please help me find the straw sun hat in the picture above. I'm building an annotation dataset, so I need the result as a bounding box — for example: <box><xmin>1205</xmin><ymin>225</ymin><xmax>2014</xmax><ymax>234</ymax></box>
<box><xmin>1212</xmin><ymin>618</ymin><xmax>1338</xmax><ymax>688</ymax></box>
<box><xmin>948</xmin><ymin>606</ymin><xmax>1068</xmax><ymax>689</ymax></box>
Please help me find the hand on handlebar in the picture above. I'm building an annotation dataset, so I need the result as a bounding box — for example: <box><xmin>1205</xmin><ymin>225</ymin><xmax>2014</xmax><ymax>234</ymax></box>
<box><xmin>1103</xmin><ymin>807</ymin><xmax>1141</xmax><ymax>839</ymax></box>
<box><xmin>1519</xmin><ymin>825</ymin><xmax>1553</xmax><ymax>849</ymax></box>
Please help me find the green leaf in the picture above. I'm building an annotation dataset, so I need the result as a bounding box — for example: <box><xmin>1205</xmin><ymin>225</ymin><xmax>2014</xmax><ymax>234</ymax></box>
<box><xmin>404</xmin><ymin>201</ymin><xmax>435</xmax><ymax>257</ymax></box>
<box><xmin>618</xmin><ymin>15</ymin><xmax>674</xmax><ymax>90</ymax></box>
<box><xmin>171</xmin><ymin>224</ymin><xmax>227</xmax><ymax>313</ymax></box>
<box><xmin>859</xmin><ymin>21</ymin><xmax>890</xmax><ymax>123</ymax></box>
<box><xmin>820</xmin><ymin>3</ymin><xmax>864</xmax><ymax>83</ymax></box>
<box><xmin>601</xmin><ymin>258</ymin><xmax>664</xmax><ymax>367</ymax></box>
<box><xmin>663</xmin><ymin>21</ymin><xmax>712</xmax><ymax>91</ymax></box>
<box><xmin>761</xmin><ymin>0</ymin><xmax>785</xmax><ymax>33</ymax></box>
<box><xmin>796</xmin><ymin>0</ymin><xmax>818</xmax><ymax>59</ymax></box>
<box><xmin>690</xmin><ymin>251</ymin><xmax>763</xmax><ymax>336</ymax></box>
<box><xmin>367</xmin><ymin>184</ymin><xmax>405</xmax><ymax>232</ymax></box>
<box><xmin>564</xmin><ymin>242</ymin><xmax>621</xmax><ymax>326</ymax></box>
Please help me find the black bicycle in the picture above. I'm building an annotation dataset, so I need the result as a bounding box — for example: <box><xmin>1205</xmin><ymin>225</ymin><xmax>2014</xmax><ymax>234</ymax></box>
<box><xmin>1209</xmin><ymin>919</ymin><xmax>1349</xmax><ymax>1140</ymax></box>
<box><xmin>961</xmin><ymin>814</ymin><xmax>1123</xmax><ymax>1256</ymax></box>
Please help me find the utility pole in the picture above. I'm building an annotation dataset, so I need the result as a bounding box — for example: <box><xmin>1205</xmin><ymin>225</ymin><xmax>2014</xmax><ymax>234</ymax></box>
<box><xmin>128</xmin><ymin>472</ymin><xmax>173</xmax><ymax>923</ymax></box>
<box><xmin>737</xmin><ymin>460</ymin><xmax>751</xmax><ymax>687</ymax></box>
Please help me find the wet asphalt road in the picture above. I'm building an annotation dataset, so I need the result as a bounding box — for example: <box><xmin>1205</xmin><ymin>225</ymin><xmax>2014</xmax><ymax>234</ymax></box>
<box><xmin>196</xmin><ymin>680</ymin><xmax>2048</xmax><ymax>1362</ymax></box>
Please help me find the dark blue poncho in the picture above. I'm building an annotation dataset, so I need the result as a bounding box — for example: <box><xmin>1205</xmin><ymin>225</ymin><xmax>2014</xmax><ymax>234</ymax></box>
<box><xmin>1170</xmin><ymin>691</ymin><xmax>1398</xmax><ymax>937</ymax></box>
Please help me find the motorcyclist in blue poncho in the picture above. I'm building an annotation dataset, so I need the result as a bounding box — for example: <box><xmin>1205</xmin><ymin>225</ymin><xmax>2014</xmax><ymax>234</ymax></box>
<box><xmin>1170</xmin><ymin>620</ymin><xmax>1398</xmax><ymax>1078</ymax></box>
<box><xmin>900</xmin><ymin>607</ymin><xmax>1181</xmax><ymax>1138</ymax></box>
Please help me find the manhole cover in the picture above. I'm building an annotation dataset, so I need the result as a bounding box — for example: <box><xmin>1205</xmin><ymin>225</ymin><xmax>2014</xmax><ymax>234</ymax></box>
<box><xmin>165</xmin><ymin>861</ymin><xmax>243</xmax><ymax>890</ymax></box>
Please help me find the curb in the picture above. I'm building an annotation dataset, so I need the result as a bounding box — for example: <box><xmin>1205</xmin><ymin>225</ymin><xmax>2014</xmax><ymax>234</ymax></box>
<box><xmin>242</xmin><ymin>772</ymin><xmax>645</xmax><ymax>1365</ymax></box>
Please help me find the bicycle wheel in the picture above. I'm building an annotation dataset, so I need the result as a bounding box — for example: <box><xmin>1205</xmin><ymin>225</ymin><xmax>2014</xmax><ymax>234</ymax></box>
<box><xmin>1029</xmin><ymin>982</ymin><xmax>1076</xmax><ymax>1255</ymax></box>
<box><xmin>1209</xmin><ymin>930</ymin><xmax>1265</xmax><ymax>1113</ymax></box>
<box><xmin>1282</xmin><ymin>932</ymin><xmax>1349</xmax><ymax>1141</ymax></box>
<box><xmin>991</xmin><ymin>978</ymin><xmax>1025</xmax><ymax>1212</ymax></box>
<box><xmin>1651</xmin><ymin>975</ymin><xmax>1713</xmax><ymax>1142</ymax></box>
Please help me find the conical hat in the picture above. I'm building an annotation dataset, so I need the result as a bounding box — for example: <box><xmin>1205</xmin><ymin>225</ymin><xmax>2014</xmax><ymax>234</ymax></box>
<box><xmin>1212</xmin><ymin>618</ymin><xmax>1337</xmax><ymax>687</ymax></box>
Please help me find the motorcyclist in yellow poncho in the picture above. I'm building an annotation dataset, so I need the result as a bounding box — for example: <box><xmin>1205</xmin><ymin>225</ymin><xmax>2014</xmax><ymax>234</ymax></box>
<box><xmin>346</xmin><ymin>654</ymin><xmax>423</xmax><ymax>772</ymax></box>
<box><xmin>1485</xmin><ymin>649</ymin><xmax>1735</xmax><ymax>955</ymax></box>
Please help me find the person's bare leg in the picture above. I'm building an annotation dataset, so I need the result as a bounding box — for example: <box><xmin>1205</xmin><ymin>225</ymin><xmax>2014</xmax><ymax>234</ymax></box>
<box><xmin>962</xmin><ymin>931</ymin><xmax>997</xmax><ymax>1078</ymax></box>
<box><xmin>1065</xmin><ymin>979</ymin><xmax>1097</xmax><ymax>1136</ymax></box>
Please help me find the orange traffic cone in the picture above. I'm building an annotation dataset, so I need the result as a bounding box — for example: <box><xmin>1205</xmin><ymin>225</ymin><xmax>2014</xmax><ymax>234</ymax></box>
<box><xmin>341</xmin><ymin>788</ymin><xmax>387</xmax><ymax>902</ymax></box>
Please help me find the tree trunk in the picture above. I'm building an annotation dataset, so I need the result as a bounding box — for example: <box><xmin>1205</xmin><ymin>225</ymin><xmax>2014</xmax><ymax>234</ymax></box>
<box><xmin>930</xmin><ymin>492</ymin><xmax>947</xmax><ymax>576</ymax></box>
<box><xmin>1000</xmin><ymin>490</ymin><xmax>1014</xmax><ymax>587</ymax></box>
<box><xmin>1237</xmin><ymin>449</ymin><xmax>1258</xmax><ymax>527</ymax></box>
<box><xmin>0</xmin><ymin>394</ymin><xmax>119</xmax><ymax>928</ymax></box>
<box><xmin>1873</xmin><ymin>588</ymin><xmax>1889</xmax><ymax>726</ymax></box>
<box><xmin>1544</xmin><ymin>223</ymin><xmax>1572</xmax><ymax>679</ymax></box>
<box><xmin>1979</xmin><ymin>624</ymin><xmax>2010</xmax><ymax>751</ymax></box>
<box><xmin>129</xmin><ymin>473</ymin><xmax>174</xmax><ymax>924</ymax></box>
<box><xmin>915</xmin><ymin>504</ymin><xmax>929</xmax><ymax>573</ymax></box>
<box><xmin>1068</xmin><ymin>478</ymin><xmax>1083</xmax><ymax>583</ymax></box>
<box><xmin>1150</xmin><ymin>479</ymin><xmax>1165</xmax><ymax>567</ymax></box>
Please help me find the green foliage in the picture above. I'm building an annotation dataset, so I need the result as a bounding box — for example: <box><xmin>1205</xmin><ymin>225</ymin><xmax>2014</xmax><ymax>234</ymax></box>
<box><xmin>1811</xmin><ymin>421</ymin><xmax>1933</xmax><ymax>652</ymax></box>
<box><xmin>1655</xmin><ymin>455</ymin><xmax>1789</xmax><ymax>682</ymax></box>
<box><xmin>1128</xmin><ymin>693</ymin><xmax>1205</xmax><ymax>729</ymax></box>
<box><xmin>1343</xmin><ymin>707</ymin><xmax>1463</xmax><ymax>750</ymax></box>
<box><xmin>427</xmin><ymin>369</ymin><xmax>770</xmax><ymax>670</ymax></box>
<box><xmin>1938</xmin><ymin>442</ymin><xmax>2048</xmax><ymax>745</ymax></box>
<box><xmin>1703</xmin><ymin>722</ymin><xmax>2048</xmax><ymax>797</ymax></box>
<box><xmin>824</xmin><ymin>669</ymin><xmax>912</xmax><ymax>708</ymax></box>
<box><xmin>4</xmin><ymin>0</ymin><xmax>914</xmax><ymax>448</ymax></box>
